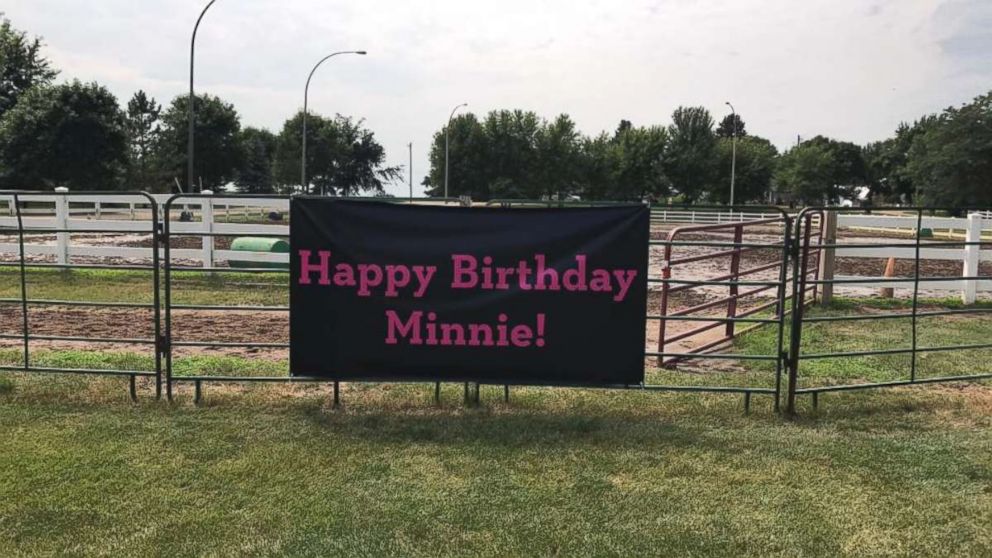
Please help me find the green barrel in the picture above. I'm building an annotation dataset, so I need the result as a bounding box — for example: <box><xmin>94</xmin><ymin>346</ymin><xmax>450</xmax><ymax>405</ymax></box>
<box><xmin>228</xmin><ymin>237</ymin><xmax>290</xmax><ymax>269</ymax></box>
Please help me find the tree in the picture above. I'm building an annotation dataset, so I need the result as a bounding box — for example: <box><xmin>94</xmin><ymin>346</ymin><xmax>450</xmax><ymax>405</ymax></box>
<box><xmin>713</xmin><ymin>135</ymin><xmax>778</xmax><ymax>204</ymax></box>
<box><xmin>424</xmin><ymin>110</ymin><xmax>543</xmax><ymax>200</ymax></box>
<box><xmin>481</xmin><ymin>110</ymin><xmax>542</xmax><ymax>198</ymax></box>
<box><xmin>236</xmin><ymin>127</ymin><xmax>276</xmax><ymax>194</ymax></box>
<box><xmin>0</xmin><ymin>16</ymin><xmax>57</xmax><ymax>120</ymax></box>
<box><xmin>716</xmin><ymin>113</ymin><xmax>746</xmax><ymax>138</ymax></box>
<box><xmin>157</xmin><ymin>93</ymin><xmax>243</xmax><ymax>191</ymax></box>
<box><xmin>576</xmin><ymin>122</ymin><xmax>669</xmax><ymax>201</ymax></box>
<box><xmin>664</xmin><ymin>106</ymin><xmax>716</xmax><ymax>203</ymax></box>
<box><xmin>803</xmin><ymin>135</ymin><xmax>866</xmax><ymax>192</ymax></box>
<box><xmin>773</xmin><ymin>142</ymin><xmax>836</xmax><ymax>204</ymax></box>
<box><xmin>0</xmin><ymin>81</ymin><xmax>127</xmax><ymax>190</ymax></box>
<box><xmin>274</xmin><ymin>111</ymin><xmax>400</xmax><ymax>195</ymax></box>
<box><xmin>533</xmin><ymin>114</ymin><xmax>584</xmax><ymax>199</ymax></box>
<box><xmin>906</xmin><ymin>92</ymin><xmax>992</xmax><ymax>207</ymax></box>
<box><xmin>424</xmin><ymin>112</ymin><xmax>489</xmax><ymax>199</ymax></box>
<box><xmin>609</xmin><ymin>123</ymin><xmax>669</xmax><ymax>201</ymax></box>
<box><xmin>124</xmin><ymin>90</ymin><xmax>162</xmax><ymax>190</ymax></box>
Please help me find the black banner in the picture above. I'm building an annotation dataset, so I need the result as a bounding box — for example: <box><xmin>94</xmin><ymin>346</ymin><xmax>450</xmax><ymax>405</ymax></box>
<box><xmin>290</xmin><ymin>200</ymin><xmax>649</xmax><ymax>385</ymax></box>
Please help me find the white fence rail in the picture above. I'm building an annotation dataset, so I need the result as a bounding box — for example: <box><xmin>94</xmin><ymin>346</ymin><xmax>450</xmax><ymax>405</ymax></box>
<box><xmin>829</xmin><ymin>213</ymin><xmax>992</xmax><ymax>303</ymax></box>
<box><xmin>2</xmin><ymin>194</ymin><xmax>992</xmax><ymax>302</ymax></box>
<box><xmin>0</xmin><ymin>191</ymin><xmax>288</xmax><ymax>267</ymax></box>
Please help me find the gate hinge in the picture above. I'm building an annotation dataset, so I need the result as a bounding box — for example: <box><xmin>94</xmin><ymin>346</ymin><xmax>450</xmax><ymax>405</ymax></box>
<box><xmin>786</xmin><ymin>237</ymin><xmax>800</xmax><ymax>258</ymax></box>
<box><xmin>156</xmin><ymin>334</ymin><xmax>170</xmax><ymax>354</ymax></box>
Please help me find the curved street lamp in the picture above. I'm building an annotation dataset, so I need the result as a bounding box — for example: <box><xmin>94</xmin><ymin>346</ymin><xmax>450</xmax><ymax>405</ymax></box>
<box><xmin>445</xmin><ymin>102</ymin><xmax>468</xmax><ymax>199</ymax></box>
<box><xmin>188</xmin><ymin>0</ymin><xmax>221</xmax><ymax>193</ymax></box>
<box><xmin>301</xmin><ymin>50</ymin><xmax>367</xmax><ymax>194</ymax></box>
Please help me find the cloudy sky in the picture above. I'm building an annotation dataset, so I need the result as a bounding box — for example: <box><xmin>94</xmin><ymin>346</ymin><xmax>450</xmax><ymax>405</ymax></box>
<box><xmin>4</xmin><ymin>0</ymin><xmax>991</xmax><ymax>196</ymax></box>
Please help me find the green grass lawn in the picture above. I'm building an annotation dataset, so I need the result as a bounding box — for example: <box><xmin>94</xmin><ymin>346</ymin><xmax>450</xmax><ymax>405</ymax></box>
<box><xmin>1</xmin><ymin>275</ymin><xmax>991</xmax><ymax>555</ymax></box>
<box><xmin>737</xmin><ymin>297</ymin><xmax>992</xmax><ymax>388</ymax></box>
<box><xmin>0</xmin><ymin>374</ymin><xmax>990</xmax><ymax>556</ymax></box>
<box><xmin>0</xmin><ymin>267</ymin><xmax>287</xmax><ymax>306</ymax></box>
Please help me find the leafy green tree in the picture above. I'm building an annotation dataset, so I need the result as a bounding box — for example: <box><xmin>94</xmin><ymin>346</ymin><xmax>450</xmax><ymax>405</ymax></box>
<box><xmin>425</xmin><ymin>110</ymin><xmax>543</xmax><ymax>200</ymax></box>
<box><xmin>157</xmin><ymin>94</ymin><xmax>243</xmax><ymax>191</ymax></box>
<box><xmin>481</xmin><ymin>110</ymin><xmax>542</xmax><ymax>198</ymax></box>
<box><xmin>236</xmin><ymin>127</ymin><xmax>276</xmax><ymax>194</ymax></box>
<box><xmin>533</xmin><ymin>114</ymin><xmax>585</xmax><ymax>199</ymax></box>
<box><xmin>577</xmin><ymin>122</ymin><xmax>669</xmax><ymax>201</ymax></box>
<box><xmin>274</xmin><ymin>111</ymin><xmax>400</xmax><ymax>195</ymax></box>
<box><xmin>0</xmin><ymin>81</ymin><xmax>127</xmax><ymax>190</ymax></box>
<box><xmin>579</xmin><ymin>132</ymin><xmax>621</xmax><ymax>201</ymax></box>
<box><xmin>906</xmin><ymin>92</ymin><xmax>992</xmax><ymax>207</ymax></box>
<box><xmin>609</xmin><ymin>124</ymin><xmax>669</xmax><ymax>201</ymax></box>
<box><xmin>124</xmin><ymin>90</ymin><xmax>162</xmax><ymax>190</ymax></box>
<box><xmin>664</xmin><ymin>106</ymin><xmax>716</xmax><ymax>203</ymax></box>
<box><xmin>424</xmin><ymin>113</ymin><xmax>490</xmax><ymax>199</ymax></box>
<box><xmin>716</xmin><ymin>113</ymin><xmax>746</xmax><ymax>139</ymax></box>
<box><xmin>803</xmin><ymin>135</ymin><xmax>866</xmax><ymax>192</ymax></box>
<box><xmin>773</xmin><ymin>142</ymin><xmax>836</xmax><ymax>204</ymax></box>
<box><xmin>713</xmin><ymin>135</ymin><xmax>777</xmax><ymax>204</ymax></box>
<box><xmin>0</xmin><ymin>16</ymin><xmax>57</xmax><ymax>120</ymax></box>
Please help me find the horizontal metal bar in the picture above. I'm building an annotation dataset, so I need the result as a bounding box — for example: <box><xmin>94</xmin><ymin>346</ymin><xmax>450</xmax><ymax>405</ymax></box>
<box><xmin>806</xmin><ymin>275</ymin><xmax>992</xmax><ymax>285</ymax></box>
<box><xmin>0</xmin><ymin>298</ymin><xmax>154</xmax><ymax>309</ymax></box>
<box><xmin>0</xmin><ymin>227</ymin><xmax>155</xmax><ymax>234</ymax></box>
<box><xmin>798</xmin><ymin>342</ymin><xmax>992</xmax><ymax>361</ymax></box>
<box><xmin>165</xmin><ymin>231</ymin><xmax>288</xmax><ymax>238</ymax></box>
<box><xmin>819</xmin><ymin>241</ymin><xmax>992</xmax><ymax>249</ymax></box>
<box><xmin>168</xmin><ymin>375</ymin><xmax>777</xmax><ymax>394</ymax></box>
<box><xmin>668</xmin><ymin>247</ymin><xmax>742</xmax><ymax>267</ymax></box>
<box><xmin>663</xmin><ymin>319</ymin><xmax>724</xmax><ymax>345</ymax></box>
<box><xmin>165</xmin><ymin>266</ymin><xmax>289</xmax><ymax>274</ymax></box>
<box><xmin>796</xmin><ymin>373</ymin><xmax>992</xmax><ymax>393</ymax></box>
<box><xmin>171</xmin><ymin>341</ymin><xmax>289</xmax><ymax>348</ymax></box>
<box><xmin>170</xmin><ymin>304</ymin><xmax>289</xmax><ymax>312</ymax></box>
<box><xmin>25</xmin><ymin>334</ymin><xmax>156</xmax><ymax>345</ymax></box>
<box><xmin>798</xmin><ymin>347</ymin><xmax>915</xmax><ymax>360</ymax></box>
<box><xmin>650</xmin><ymin>278</ymin><xmax>783</xmax><ymax>287</ymax></box>
<box><xmin>645</xmin><ymin>351</ymin><xmax>780</xmax><ymax>361</ymax></box>
<box><xmin>0</xmin><ymin>366</ymin><xmax>155</xmax><ymax>377</ymax></box>
<box><xmin>666</xmin><ymin>285</ymin><xmax>778</xmax><ymax>317</ymax></box>
<box><xmin>0</xmin><ymin>262</ymin><xmax>156</xmax><ymax>272</ymax></box>
<box><xmin>799</xmin><ymin>307</ymin><xmax>992</xmax><ymax>323</ymax></box>
<box><xmin>646</xmin><ymin>315</ymin><xmax>780</xmax><ymax>324</ymax></box>
<box><xmin>649</xmin><ymin>240</ymin><xmax>786</xmax><ymax>250</ymax></box>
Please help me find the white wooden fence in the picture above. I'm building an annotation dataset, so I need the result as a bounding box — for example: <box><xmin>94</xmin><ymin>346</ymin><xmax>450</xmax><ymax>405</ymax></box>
<box><xmin>0</xmin><ymin>191</ymin><xmax>288</xmax><ymax>267</ymax></box>
<box><xmin>2</xmin><ymin>193</ymin><xmax>991</xmax><ymax>302</ymax></box>
<box><xmin>829</xmin><ymin>213</ymin><xmax>992</xmax><ymax>303</ymax></box>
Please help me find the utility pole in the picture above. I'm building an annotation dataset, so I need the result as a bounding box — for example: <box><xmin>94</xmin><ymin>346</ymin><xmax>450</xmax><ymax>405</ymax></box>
<box><xmin>408</xmin><ymin>142</ymin><xmax>413</xmax><ymax>201</ymax></box>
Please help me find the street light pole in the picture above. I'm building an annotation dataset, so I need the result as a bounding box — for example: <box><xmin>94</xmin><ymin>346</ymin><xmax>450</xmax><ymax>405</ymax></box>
<box><xmin>301</xmin><ymin>50</ymin><xmax>366</xmax><ymax>194</ymax></box>
<box><xmin>188</xmin><ymin>0</ymin><xmax>219</xmax><ymax>193</ymax></box>
<box><xmin>408</xmin><ymin>142</ymin><xmax>413</xmax><ymax>201</ymax></box>
<box><xmin>725</xmin><ymin>101</ymin><xmax>737</xmax><ymax>207</ymax></box>
<box><xmin>444</xmin><ymin>103</ymin><xmax>468</xmax><ymax>199</ymax></box>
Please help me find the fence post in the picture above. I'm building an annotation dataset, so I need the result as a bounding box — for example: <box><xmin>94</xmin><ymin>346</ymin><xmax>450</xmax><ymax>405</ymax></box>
<box><xmin>201</xmin><ymin>190</ymin><xmax>214</xmax><ymax>268</ymax></box>
<box><xmin>963</xmin><ymin>213</ymin><xmax>981</xmax><ymax>304</ymax></box>
<box><xmin>54</xmin><ymin>187</ymin><xmax>69</xmax><ymax>265</ymax></box>
<box><xmin>818</xmin><ymin>211</ymin><xmax>837</xmax><ymax>306</ymax></box>
<box><xmin>726</xmin><ymin>224</ymin><xmax>743</xmax><ymax>337</ymax></box>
